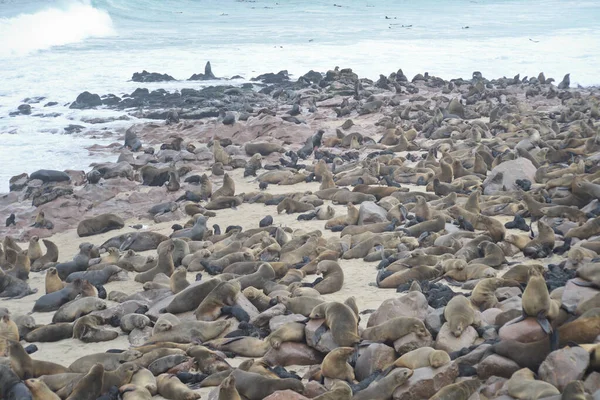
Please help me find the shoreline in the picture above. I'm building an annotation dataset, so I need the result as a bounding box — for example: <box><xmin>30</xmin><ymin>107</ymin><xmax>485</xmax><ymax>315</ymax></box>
<box><xmin>1</xmin><ymin>65</ymin><xmax>600</xmax><ymax>398</ymax></box>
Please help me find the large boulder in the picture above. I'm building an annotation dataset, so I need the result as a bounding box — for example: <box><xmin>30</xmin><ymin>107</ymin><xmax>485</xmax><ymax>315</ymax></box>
<box><xmin>538</xmin><ymin>346</ymin><xmax>589</xmax><ymax>391</ymax></box>
<box><xmin>357</xmin><ymin>201</ymin><xmax>389</xmax><ymax>225</ymax></box>
<box><xmin>367</xmin><ymin>292</ymin><xmax>430</xmax><ymax>327</ymax></box>
<box><xmin>354</xmin><ymin>343</ymin><xmax>396</xmax><ymax>381</ymax></box>
<box><xmin>131</xmin><ymin>70</ymin><xmax>175</xmax><ymax>82</ymax></box>
<box><xmin>482</xmin><ymin>158</ymin><xmax>537</xmax><ymax>195</ymax></box>
<box><xmin>498</xmin><ymin>317</ymin><xmax>546</xmax><ymax>343</ymax></box>
<box><xmin>477</xmin><ymin>354</ymin><xmax>520</xmax><ymax>379</ymax></box>
<box><xmin>392</xmin><ymin>363</ymin><xmax>459</xmax><ymax>400</ymax></box>
<box><xmin>69</xmin><ymin>91</ymin><xmax>102</xmax><ymax>109</ymax></box>
<box><xmin>435</xmin><ymin>323</ymin><xmax>478</xmax><ymax>353</ymax></box>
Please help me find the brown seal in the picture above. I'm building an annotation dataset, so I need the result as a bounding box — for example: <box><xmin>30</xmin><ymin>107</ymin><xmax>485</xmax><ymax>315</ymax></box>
<box><xmin>24</xmin><ymin>378</ymin><xmax>61</xmax><ymax>400</ymax></box>
<box><xmin>391</xmin><ymin>347</ymin><xmax>450</xmax><ymax>369</ymax></box>
<box><xmin>53</xmin><ymin>297</ymin><xmax>106</xmax><ymax>323</ymax></box>
<box><xmin>66</xmin><ymin>363</ymin><xmax>104</xmax><ymax>400</ymax></box>
<box><xmin>131</xmin><ymin>368</ymin><xmax>157</xmax><ymax>395</ymax></box>
<box><xmin>212</xmin><ymin>173</ymin><xmax>235</xmax><ymax>198</ymax></box>
<box><xmin>325</xmin><ymin>203</ymin><xmax>359</xmax><ymax>229</ymax></box>
<box><xmin>134</xmin><ymin>241</ymin><xmax>175</xmax><ymax>283</ymax></box>
<box><xmin>25</xmin><ymin>323</ymin><xmax>73</xmax><ymax>343</ymax></box>
<box><xmin>120</xmin><ymin>384</ymin><xmax>153</xmax><ymax>400</ymax></box>
<box><xmin>361</xmin><ymin>317</ymin><xmax>428</xmax><ymax>342</ymax></box>
<box><xmin>351</xmin><ymin>368</ymin><xmax>413</xmax><ymax>400</ymax></box>
<box><xmin>230</xmin><ymin>369</ymin><xmax>304</xmax><ymax>400</ymax></box>
<box><xmin>8</xmin><ymin>340</ymin><xmax>68</xmax><ymax>378</ymax></box>
<box><xmin>243</xmin><ymin>287</ymin><xmax>272</xmax><ymax>311</ymax></box>
<box><xmin>148</xmin><ymin>320</ymin><xmax>231</xmax><ymax>344</ymax></box>
<box><xmin>186</xmin><ymin>345</ymin><xmax>231</xmax><ymax>375</ymax></box>
<box><xmin>507</xmin><ymin>368</ymin><xmax>560</xmax><ymax>399</ymax></box>
<box><xmin>77</xmin><ymin>213</ymin><xmax>125</xmax><ymax>237</ymax></box>
<box><xmin>156</xmin><ymin>373</ymin><xmax>201</xmax><ymax>399</ymax></box>
<box><xmin>31</xmin><ymin>239</ymin><xmax>59</xmax><ymax>271</ymax></box>
<box><xmin>313</xmin><ymin>261</ymin><xmax>343</xmax><ymax>294</ymax></box>
<box><xmin>313</xmin><ymin>381</ymin><xmax>352</xmax><ymax>400</ymax></box>
<box><xmin>267</xmin><ymin>322</ymin><xmax>306</xmax><ymax>349</ymax></box>
<box><xmin>166</xmin><ymin>171</ymin><xmax>180</xmax><ymax>192</ymax></box>
<box><xmin>321</xmin><ymin>347</ymin><xmax>355</xmax><ymax>382</ymax></box>
<box><xmin>277</xmin><ymin>197</ymin><xmax>315</xmax><ymax>214</ymax></box>
<box><xmin>470</xmin><ymin>278</ymin><xmax>520</xmax><ymax>310</ymax></box>
<box><xmin>245</xmin><ymin>142</ymin><xmax>285</xmax><ymax>156</ymax></box>
<box><xmin>218</xmin><ymin>374</ymin><xmax>241</xmax><ymax>400</ymax></box>
<box><xmin>309</xmin><ymin>301</ymin><xmax>360</xmax><ymax>346</ymax></box>
<box><xmin>281</xmin><ymin>297</ymin><xmax>325</xmax><ymax>317</ymax></box>
<box><xmin>165</xmin><ymin>279</ymin><xmax>221</xmax><ymax>314</ymax></box>
<box><xmin>430</xmin><ymin>378</ymin><xmax>481</xmax><ymax>400</ymax></box>
<box><xmin>444</xmin><ymin>295</ymin><xmax>479</xmax><ymax>337</ymax></box>
<box><xmin>523</xmin><ymin>220</ymin><xmax>555</xmax><ymax>259</ymax></box>
<box><xmin>170</xmin><ymin>266</ymin><xmax>189</xmax><ymax>294</ymax></box>
<box><xmin>27</xmin><ymin>236</ymin><xmax>43</xmax><ymax>262</ymax></box>
<box><xmin>73</xmin><ymin>315</ymin><xmax>119</xmax><ymax>343</ymax></box>
<box><xmin>194</xmin><ymin>281</ymin><xmax>240</xmax><ymax>321</ymax></box>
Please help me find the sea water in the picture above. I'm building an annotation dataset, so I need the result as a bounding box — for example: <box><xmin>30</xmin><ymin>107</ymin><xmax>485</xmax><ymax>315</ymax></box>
<box><xmin>1</xmin><ymin>0</ymin><xmax>599</xmax><ymax>192</ymax></box>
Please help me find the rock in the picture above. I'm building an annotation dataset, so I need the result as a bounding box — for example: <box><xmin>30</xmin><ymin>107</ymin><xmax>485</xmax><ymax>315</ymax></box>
<box><xmin>17</xmin><ymin>104</ymin><xmax>32</xmax><ymax>115</ymax></box>
<box><xmin>64</xmin><ymin>124</ymin><xmax>85</xmax><ymax>134</ymax></box>
<box><xmin>9</xmin><ymin>173</ymin><xmax>28</xmax><ymax>192</ymax></box>
<box><xmin>302</xmin><ymin>70</ymin><xmax>323</xmax><ymax>84</ymax></box>
<box><xmin>70</xmin><ymin>91</ymin><xmax>102</xmax><ymax>109</ymax></box>
<box><xmin>481</xmin><ymin>376</ymin><xmax>508</xmax><ymax>399</ymax></box>
<box><xmin>562</xmin><ymin>278</ymin><xmax>600</xmax><ymax>313</ymax></box>
<box><xmin>64</xmin><ymin>170</ymin><xmax>86</xmax><ymax>186</ymax></box>
<box><xmin>481</xmin><ymin>308</ymin><xmax>502</xmax><ymax>326</ymax></box>
<box><xmin>131</xmin><ymin>70</ymin><xmax>175</xmax><ymax>82</ymax></box>
<box><xmin>45</xmin><ymin>101</ymin><xmax>58</xmax><ymax>107</ymax></box>
<box><xmin>367</xmin><ymin>291</ymin><xmax>430</xmax><ymax>327</ymax></box>
<box><xmin>251</xmin><ymin>70</ymin><xmax>289</xmax><ymax>84</ymax></box>
<box><xmin>355</xmin><ymin>343</ymin><xmax>396</xmax><ymax>381</ymax></box>
<box><xmin>538</xmin><ymin>346</ymin><xmax>589</xmax><ymax>391</ymax></box>
<box><xmin>482</xmin><ymin>158</ymin><xmax>537</xmax><ymax>195</ymax></box>
<box><xmin>494</xmin><ymin>309</ymin><xmax>522</xmax><ymax>326</ymax></box>
<box><xmin>498</xmin><ymin>317</ymin><xmax>546</xmax><ymax>343</ymax></box>
<box><xmin>477</xmin><ymin>354</ymin><xmax>520</xmax><ymax>379</ymax></box>
<box><xmin>263</xmin><ymin>390</ymin><xmax>309</xmax><ymax>400</ymax></box>
<box><xmin>394</xmin><ymin>331</ymin><xmax>434</xmax><ymax>355</ymax></box>
<box><xmin>455</xmin><ymin>344</ymin><xmax>491</xmax><ymax>366</ymax></box>
<box><xmin>357</xmin><ymin>201</ymin><xmax>389</xmax><ymax>225</ymax></box>
<box><xmin>359</xmin><ymin>100</ymin><xmax>383</xmax><ymax>115</ymax></box>
<box><xmin>585</xmin><ymin>371</ymin><xmax>600</xmax><ymax>394</ymax></box>
<box><xmin>498</xmin><ymin>296</ymin><xmax>522</xmax><ymax>312</ymax></box>
<box><xmin>31</xmin><ymin>186</ymin><xmax>74</xmax><ymax>207</ymax></box>
<box><xmin>305</xmin><ymin>318</ymin><xmax>338</xmax><ymax>352</ymax></box>
<box><xmin>435</xmin><ymin>323</ymin><xmax>478</xmax><ymax>353</ymax></box>
<box><xmin>222</xmin><ymin>112</ymin><xmax>235</xmax><ymax>125</ymax></box>
<box><xmin>425</xmin><ymin>307</ymin><xmax>444</xmax><ymax>336</ymax></box>
<box><xmin>392</xmin><ymin>363</ymin><xmax>459</xmax><ymax>400</ymax></box>
<box><xmin>269</xmin><ymin>314</ymin><xmax>307</xmax><ymax>332</ymax></box>
<box><xmin>234</xmin><ymin>293</ymin><xmax>260</xmax><ymax>321</ymax></box>
<box><xmin>303</xmin><ymin>381</ymin><xmax>326</xmax><ymax>398</ymax></box>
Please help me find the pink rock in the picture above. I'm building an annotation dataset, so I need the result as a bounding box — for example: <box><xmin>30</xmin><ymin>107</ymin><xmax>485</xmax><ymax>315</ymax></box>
<box><xmin>481</xmin><ymin>308</ymin><xmax>503</xmax><ymax>326</ymax></box>
<box><xmin>562</xmin><ymin>279</ymin><xmax>600</xmax><ymax>313</ymax></box>
<box><xmin>498</xmin><ymin>317</ymin><xmax>546</xmax><ymax>343</ymax></box>
<box><xmin>538</xmin><ymin>346</ymin><xmax>589</xmax><ymax>391</ymax></box>
<box><xmin>355</xmin><ymin>343</ymin><xmax>397</xmax><ymax>381</ymax></box>
<box><xmin>263</xmin><ymin>390</ymin><xmax>310</xmax><ymax>400</ymax></box>
<box><xmin>394</xmin><ymin>331</ymin><xmax>434</xmax><ymax>355</ymax></box>
<box><xmin>303</xmin><ymin>381</ymin><xmax>327</xmax><ymax>398</ymax></box>
<box><xmin>476</xmin><ymin>354</ymin><xmax>520</xmax><ymax>379</ymax></box>
<box><xmin>435</xmin><ymin>323</ymin><xmax>478</xmax><ymax>353</ymax></box>
<box><xmin>305</xmin><ymin>318</ymin><xmax>339</xmax><ymax>352</ymax></box>
<box><xmin>367</xmin><ymin>292</ymin><xmax>429</xmax><ymax>327</ymax></box>
<box><xmin>392</xmin><ymin>363</ymin><xmax>459</xmax><ymax>400</ymax></box>
<box><xmin>584</xmin><ymin>371</ymin><xmax>600</xmax><ymax>394</ymax></box>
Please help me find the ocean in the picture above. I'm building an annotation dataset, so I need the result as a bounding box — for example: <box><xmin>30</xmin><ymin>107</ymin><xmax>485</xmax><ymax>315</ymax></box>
<box><xmin>1</xmin><ymin>0</ymin><xmax>599</xmax><ymax>192</ymax></box>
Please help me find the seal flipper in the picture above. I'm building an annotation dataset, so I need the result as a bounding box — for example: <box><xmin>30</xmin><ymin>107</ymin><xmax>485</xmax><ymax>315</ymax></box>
<box><xmin>572</xmin><ymin>279</ymin><xmax>596</xmax><ymax>288</ymax></box>
<box><xmin>536</xmin><ymin>312</ymin><xmax>552</xmax><ymax>335</ymax></box>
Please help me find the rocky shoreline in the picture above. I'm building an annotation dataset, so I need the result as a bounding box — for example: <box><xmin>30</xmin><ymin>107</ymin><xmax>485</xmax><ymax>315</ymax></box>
<box><xmin>1</xmin><ymin>65</ymin><xmax>600</xmax><ymax>399</ymax></box>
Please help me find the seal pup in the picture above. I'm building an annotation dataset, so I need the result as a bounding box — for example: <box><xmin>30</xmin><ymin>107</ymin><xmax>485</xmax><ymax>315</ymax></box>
<box><xmin>351</xmin><ymin>368</ymin><xmax>412</xmax><ymax>400</ymax></box>
<box><xmin>170</xmin><ymin>216</ymin><xmax>207</xmax><ymax>240</ymax></box>
<box><xmin>309</xmin><ymin>301</ymin><xmax>360</xmax><ymax>346</ymax></box>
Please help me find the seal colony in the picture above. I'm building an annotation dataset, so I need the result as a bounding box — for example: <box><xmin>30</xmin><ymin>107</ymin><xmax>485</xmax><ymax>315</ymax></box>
<box><xmin>1</xmin><ymin>67</ymin><xmax>600</xmax><ymax>399</ymax></box>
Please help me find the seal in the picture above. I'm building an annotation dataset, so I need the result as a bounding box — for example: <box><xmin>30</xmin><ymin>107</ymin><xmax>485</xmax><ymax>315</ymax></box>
<box><xmin>32</xmin><ymin>279</ymin><xmax>85</xmax><ymax>313</ymax></box>
<box><xmin>444</xmin><ymin>295</ymin><xmax>479</xmax><ymax>337</ymax></box>
<box><xmin>321</xmin><ymin>347</ymin><xmax>355</xmax><ymax>382</ymax></box>
<box><xmin>470</xmin><ymin>278</ymin><xmax>520</xmax><ymax>310</ymax></box>
<box><xmin>156</xmin><ymin>373</ymin><xmax>201</xmax><ymax>400</ymax></box>
<box><xmin>25</xmin><ymin>323</ymin><xmax>74</xmax><ymax>343</ymax></box>
<box><xmin>0</xmin><ymin>364</ymin><xmax>33</xmax><ymax>400</ymax></box>
<box><xmin>281</xmin><ymin>297</ymin><xmax>325</xmax><ymax>317</ymax></box>
<box><xmin>147</xmin><ymin>320</ymin><xmax>231</xmax><ymax>344</ymax></box>
<box><xmin>313</xmin><ymin>381</ymin><xmax>352</xmax><ymax>400</ymax></box>
<box><xmin>131</xmin><ymin>368</ymin><xmax>157</xmax><ymax>395</ymax></box>
<box><xmin>165</xmin><ymin>279</ymin><xmax>221</xmax><ymax>314</ymax></box>
<box><xmin>194</xmin><ymin>281</ymin><xmax>240</xmax><ymax>321</ymax></box>
<box><xmin>430</xmin><ymin>378</ymin><xmax>481</xmax><ymax>400</ymax></box>
<box><xmin>66</xmin><ymin>264</ymin><xmax>121</xmax><ymax>286</ymax></box>
<box><xmin>101</xmin><ymin>232</ymin><xmax>168</xmax><ymax>252</ymax></box>
<box><xmin>391</xmin><ymin>347</ymin><xmax>450</xmax><ymax>369</ymax></box>
<box><xmin>230</xmin><ymin>369</ymin><xmax>304</xmax><ymax>400</ymax></box>
<box><xmin>120</xmin><ymin>313</ymin><xmax>151</xmax><ymax>333</ymax></box>
<box><xmin>24</xmin><ymin>379</ymin><xmax>59</xmax><ymax>400</ymax></box>
<box><xmin>361</xmin><ymin>316</ymin><xmax>428</xmax><ymax>342</ymax></box>
<box><xmin>69</xmin><ymin>350</ymin><xmax>142</xmax><ymax>372</ymax></box>
<box><xmin>245</xmin><ymin>142</ymin><xmax>285</xmax><ymax>156</ymax></box>
<box><xmin>170</xmin><ymin>216</ymin><xmax>207</xmax><ymax>241</ymax></box>
<box><xmin>217</xmin><ymin>374</ymin><xmax>240</xmax><ymax>400</ymax></box>
<box><xmin>351</xmin><ymin>368</ymin><xmax>412</xmax><ymax>400</ymax></box>
<box><xmin>27</xmin><ymin>236</ymin><xmax>43</xmax><ymax>262</ymax></box>
<box><xmin>523</xmin><ymin>220</ymin><xmax>555</xmax><ymax>259</ymax></box>
<box><xmin>507</xmin><ymin>368</ymin><xmax>560</xmax><ymax>399</ymax></box>
<box><xmin>8</xmin><ymin>340</ymin><xmax>69</xmax><ymax>379</ymax></box>
<box><xmin>313</xmin><ymin>261</ymin><xmax>343</xmax><ymax>294</ymax></box>
<box><xmin>0</xmin><ymin>268</ymin><xmax>37</xmax><ymax>299</ymax></box>
<box><xmin>66</xmin><ymin>363</ymin><xmax>104</xmax><ymax>400</ymax></box>
<box><xmin>309</xmin><ymin>301</ymin><xmax>360</xmax><ymax>346</ymax></box>
<box><xmin>170</xmin><ymin>266</ymin><xmax>190</xmax><ymax>294</ymax></box>
<box><xmin>277</xmin><ymin>198</ymin><xmax>315</xmax><ymax>214</ymax></box>
<box><xmin>212</xmin><ymin>173</ymin><xmax>235</xmax><ymax>199</ymax></box>
<box><xmin>52</xmin><ymin>297</ymin><xmax>106</xmax><ymax>323</ymax></box>
<box><xmin>166</xmin><ymin>171</ymin><xmax>180</xmax><ymax>192</ymax></box>
<box><xmin>267</xmin><ymin>322</ymin><xmax>306</xmax><ymax>349</ymax></box>
<box><xmin>77</xmin><ymin>214</ymin><xmax>125</xmax><ymax>237</ymax></box>
<box><xmin>135</xmin><ymin>241</ymin><xmax>175</xmax><ymax>283</ymax></box>
<box><xmin>31</xmin><ymin>239</ymin><xmax>59</xmax><ymax>271</ymax></box>
<box><xmin>120</xmin><ymin>384</ymin><xmax>153</xmax><ymax>400</ymax></box>
<box><xmin>73</xmin><ymin>315</ymin><xmax>119</xmax><ymax>343</ymax></box>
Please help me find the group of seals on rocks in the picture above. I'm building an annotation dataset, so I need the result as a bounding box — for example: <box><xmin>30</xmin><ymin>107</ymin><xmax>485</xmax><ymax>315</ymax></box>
<box><xmin>2</xmin><ymin>66</ymin><xmax>600</xmax><ymax>399</ymax></box>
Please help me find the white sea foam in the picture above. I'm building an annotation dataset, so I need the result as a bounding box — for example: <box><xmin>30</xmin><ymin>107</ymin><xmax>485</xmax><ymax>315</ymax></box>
<box><xmin>0</xmin><ymin>0</ymin><xmax>115</xmax><ymax>57</ymax></box>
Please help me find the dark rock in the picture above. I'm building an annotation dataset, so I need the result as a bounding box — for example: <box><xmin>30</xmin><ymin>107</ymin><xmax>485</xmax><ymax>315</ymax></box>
<box><xmin>9</xmin><ymin>173</ymin><xmax>28</xmax><ymax>192</ymax></box>
<box><xmin>131</xmin><ymin>70</ymin><xmax>175</xmax><ymax>82</ymax></box>
<box><xmin>101</xmin><ymin>94</ymin><xmax>121</xmax><ymax>106</ymax></box>
<box><xmin>354</xmin><ymin>343</ymin><xmax>396</xmax><ymax>381</ymax></box>
<box><xmin>396</xmin><ymin>280</ymin><xmax>458</xmax><ymax>308</ymax></box>
<box><xmin>302</xmin><ymin>70</ymin><xmax>323</xmax><ymax>84</ymax></box>
<box><xmin>69</xmin><ymin>91</ymin><xmax>102</xmax><ymax>109</ymax></box>
<box><xmin>31</xmin><ymin>185</ymin><xmax>74</xmax><ymax>207</ymax></box>
<box><xmin>394</xmin><ymin>331</ymin><xmax>433</xmax><ymax>354</ymax></box>
<box><xmin>64</xmin><ymin>124</ymin><xmax>85</xmax><ymax>134</ymax></box>
<box><xmin>252</xmin><ymin>70</ymin><xmax>289</xmax><ymax>84</ymax></box>
<box><xmin>130</xmin><ymin>88</ymin><xmax>150</xmax><ymax>98</ymax></box>
<box><xmin>17</xmin><ymin>104</ymin><xmax>32</xmax><ymax>115</ymax></box>
<box><xmin>44</xmin><ymin>102</ymin><xmax>58</xmax><ymax>107</ymax></box>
